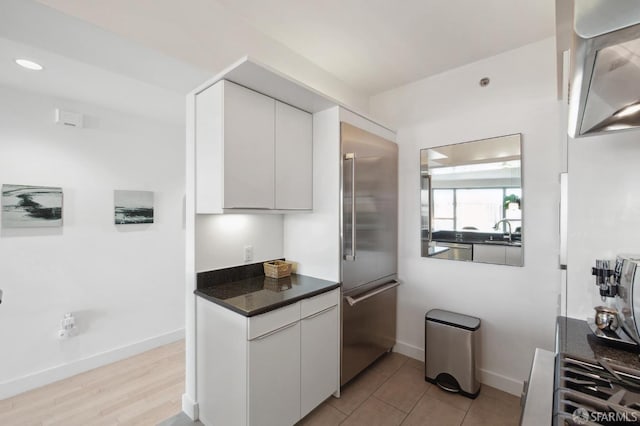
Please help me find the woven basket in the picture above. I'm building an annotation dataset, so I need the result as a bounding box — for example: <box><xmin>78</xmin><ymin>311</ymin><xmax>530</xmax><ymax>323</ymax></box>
<box><xmin>263</xmin><ymin>260</ymin><xmax>292</xmax><ymax>279</ymax></box>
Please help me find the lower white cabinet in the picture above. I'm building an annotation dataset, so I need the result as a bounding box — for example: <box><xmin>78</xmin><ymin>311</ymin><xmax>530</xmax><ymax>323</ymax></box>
<box><xmin>249</xmin><ymin>321</ymin><xmax>301</xmax><ymax>426</ymax></box>
<box><xmin>301</xmin><ymin>304</ymin><xmax>339</xmax><ymax>417</ymax></box>
<box><xmin>197</xmin><ymin>288</ymin><xmax>339</xmax><ymax>426</ymax></box>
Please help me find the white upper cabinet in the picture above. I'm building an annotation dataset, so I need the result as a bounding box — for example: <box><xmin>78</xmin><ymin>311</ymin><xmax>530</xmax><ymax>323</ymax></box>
<box><xmin>223</xmin><ymin>81</ymin><xmax>275</xmax><ymax>209</ymax></box>
<box><xmin>196</xmin><ymin>80</ymin><xmax>312</xmax><ymax>213</ymax></box>
<box><xmin>275</xmin><ymin>101</ymin><xmax>312</xmax><ymax>210</ymax></box>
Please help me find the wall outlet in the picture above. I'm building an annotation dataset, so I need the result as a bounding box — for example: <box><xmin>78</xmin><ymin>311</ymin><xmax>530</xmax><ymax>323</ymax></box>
<box><xmin>244</xmin><ymin>245</ymin><xmax>253</xmax><ymax>262</ymax></box>
<box><xmin>58</xmin><ymin>312</ymin><xmax>77</xmax><ymax>339</ymax></box>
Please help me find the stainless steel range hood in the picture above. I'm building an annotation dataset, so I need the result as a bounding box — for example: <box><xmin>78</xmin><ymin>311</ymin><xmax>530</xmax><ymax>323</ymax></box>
<box><xmin>568</xmin><ymin>0</ymin><xmax>640</xmax><ymax>137</ymax></box>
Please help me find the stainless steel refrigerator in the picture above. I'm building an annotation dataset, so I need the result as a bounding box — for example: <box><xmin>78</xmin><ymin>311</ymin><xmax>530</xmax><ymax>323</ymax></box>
<box><xmin>341</xmin><ymin>122</ymin><xmax>399</xmax><ymax>386</ymax></box>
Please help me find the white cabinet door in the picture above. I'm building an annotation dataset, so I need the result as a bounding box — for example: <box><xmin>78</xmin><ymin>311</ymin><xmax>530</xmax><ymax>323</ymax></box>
<box><xmin>275</xmin><ymin>101</ymin><xmax>312</xmax><ymax>210</ymax></box>
<box><xmin>473</xmin><ymin>244</ymin><xmax>505</xmax><ymax>264</ymax></box>
<box><xmin>248</xmin><ymin>321</ymin><xmax>301</xmax><ymax>426</ymax></box>
<box><xmin>300</xmin><ymin>304</ymin><xmax>339</xmax><ymax>418</ymax></box>
<box><xmin>223</xmin><ymin>81</ymin><xmax>275</xmax><ymax>209</ymax></box>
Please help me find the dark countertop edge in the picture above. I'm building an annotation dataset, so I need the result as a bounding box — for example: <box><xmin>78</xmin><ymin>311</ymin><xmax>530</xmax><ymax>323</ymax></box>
<box><xmin>194</xmin><ymin>282</ymin><xmax>341</xmax><ymax>317</ymax></box>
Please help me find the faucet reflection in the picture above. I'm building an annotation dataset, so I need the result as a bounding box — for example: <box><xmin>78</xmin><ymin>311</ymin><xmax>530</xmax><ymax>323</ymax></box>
<box><xmin>493</xmin><ymin>219</ymin><xmax>512</xmax><ymax>242</ymax></box>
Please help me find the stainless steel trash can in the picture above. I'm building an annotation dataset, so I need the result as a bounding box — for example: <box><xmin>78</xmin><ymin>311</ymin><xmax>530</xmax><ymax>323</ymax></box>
<box><xmin>425</xmin><ymin>309</ymin><xmax>481</xmax><ymax>398</ymax></box>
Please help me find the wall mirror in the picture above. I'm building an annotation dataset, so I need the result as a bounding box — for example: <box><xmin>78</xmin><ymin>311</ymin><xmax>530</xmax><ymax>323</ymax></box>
<box><xmin>420</xmin><ymin>133</ymin><xmax>523</xmax><ymax>266</ymax></box>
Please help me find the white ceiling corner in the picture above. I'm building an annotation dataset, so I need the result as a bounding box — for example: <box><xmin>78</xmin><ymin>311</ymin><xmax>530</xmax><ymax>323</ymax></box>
<box><xmin>215</xmin><ymin>0</ymin><xmax>556</xmax><ymax>94</ymax></box>
<box><xmin>21</xmin><ymin>0</ymin><xmax>555</xmax><ymax>108</ymax></box>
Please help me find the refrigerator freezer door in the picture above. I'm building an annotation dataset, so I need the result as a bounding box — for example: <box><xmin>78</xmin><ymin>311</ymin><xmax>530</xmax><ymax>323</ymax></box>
<box><xmin>341</xmin><ymin>281</ymin><xmax>398</xmax><ymax>385</ymax></box>
<box><xmin>341</xmin><ymin>123</ymin><xmax>398</xmax><ymax>292</ymax></box>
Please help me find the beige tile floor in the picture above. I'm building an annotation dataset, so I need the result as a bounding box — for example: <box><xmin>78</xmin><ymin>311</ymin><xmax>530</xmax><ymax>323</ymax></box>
<box><xmin>297</xmin><ymin>352</ymin><xmax>522</xmax><ymax>426</ymax></box>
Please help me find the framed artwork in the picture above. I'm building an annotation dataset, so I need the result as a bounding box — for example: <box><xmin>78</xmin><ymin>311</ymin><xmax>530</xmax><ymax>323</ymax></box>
<box><xmin>1</xmin><ymin>184</ymin><xmax>63</xmax><ymax>228</ymax></box>
<box><xmin>114</xmin><ymin>190</ymin><xmax>154</xmax><ymax>224</ymax></box>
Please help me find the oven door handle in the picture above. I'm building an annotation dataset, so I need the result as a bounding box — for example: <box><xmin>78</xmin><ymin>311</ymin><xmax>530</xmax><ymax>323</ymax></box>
<box><xmin>345</xmin><ymin>281</ymin><xmax>399</xmax><ymax>307</ymax></box>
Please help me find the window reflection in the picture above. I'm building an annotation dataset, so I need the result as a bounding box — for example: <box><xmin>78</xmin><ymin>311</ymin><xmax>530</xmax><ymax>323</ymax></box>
<box><xmin>420</xmin><ymin>133</ymin><xmax>523</xmax><ymax>265</ymax></box>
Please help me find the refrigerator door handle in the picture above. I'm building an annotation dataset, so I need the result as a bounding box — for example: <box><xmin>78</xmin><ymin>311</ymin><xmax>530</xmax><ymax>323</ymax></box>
<box><xmin>427</xmin><ymin>172</ymin><xmax>433</xmax><ymax>243</ymax></box>
<box><xmin>345</xmin><ymin>280</ymin><xmax>400</xmax><ymax>306</ymax></box>
<box><xmin>344</xmin><ymin>152</ymin><xmax>356</xmax><ymax>261</ymax></box>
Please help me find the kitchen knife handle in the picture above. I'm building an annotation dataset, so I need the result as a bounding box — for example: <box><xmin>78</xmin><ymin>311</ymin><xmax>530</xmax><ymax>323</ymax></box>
<box><xmin>344</xmin><ymin>152</ymin><xmax>356</xmax><ymax>261</ymax></box>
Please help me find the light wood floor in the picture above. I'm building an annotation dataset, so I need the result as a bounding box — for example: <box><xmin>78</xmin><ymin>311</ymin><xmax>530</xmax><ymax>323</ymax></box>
<box><xmin>1</xmin><ymin>340</ymin><xmax>521</xmax><ymax>426</ymax></box>
<box><xmin>0</xmin><ymin>340</ymin><xmax>185</xmax><ymax>426</ymax></box>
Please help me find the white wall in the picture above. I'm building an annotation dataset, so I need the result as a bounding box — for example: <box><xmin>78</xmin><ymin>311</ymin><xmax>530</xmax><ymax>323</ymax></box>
<box><xmin>0</xmin><ymin>85</ymin><xmax>185</xmax><ymax>399</ymax></box>
<box><xmin>370</xmin><ymin>37</ymin><xmax>562</xmax><ymax>395</ymax></box>
<box><xmin>1</xmin><ymin>0</ymin><xmax>209</xmax><ymax>124</ymax></box>
<box><xmin>196</xmin><ymin>215</ymin><xmax>284</xmax><ymax>272</ymax></box>
<box><xmin>566</xmin><ymin>132</ymin><xmax>640</xmax><ymax>319</ymax></box>
<box><xmin>284</xmin><ymin>107</ymin><xmax>341</xmax><ymax>282</ymax></box>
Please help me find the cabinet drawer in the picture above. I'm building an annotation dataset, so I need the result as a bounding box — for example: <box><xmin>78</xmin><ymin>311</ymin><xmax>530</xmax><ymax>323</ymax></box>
<box><xmin>301</xmin><ymin>289</ymin><xmax>339</xmax><ymax>318</ymax></box>
<box><xmin>248</xmin><ymin>302</ymin><xmax>300</xmax><ymax>340</ymax></box>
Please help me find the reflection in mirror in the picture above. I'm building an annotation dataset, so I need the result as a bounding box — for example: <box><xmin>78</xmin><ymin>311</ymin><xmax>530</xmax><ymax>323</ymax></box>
<box><xmin>420</xmin><ymin>134</ymin><xmax>523</xmax><ymax>266</ymax></box>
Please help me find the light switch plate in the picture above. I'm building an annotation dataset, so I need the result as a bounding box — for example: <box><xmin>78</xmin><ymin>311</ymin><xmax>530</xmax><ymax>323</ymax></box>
<box><xmin>244</xmin><ymin>245</ymin><xmax>253</xmax><ymax>262</ymax></box>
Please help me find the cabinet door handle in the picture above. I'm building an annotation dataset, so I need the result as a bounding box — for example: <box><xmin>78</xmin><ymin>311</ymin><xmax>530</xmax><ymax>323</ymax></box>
<box><xmin>344</xmin><ymin>152</ymin><xmax>356</xmax><ymax>261</ymax></box>
<box><xmin>252</xmin><ymin>321</ymin><xmax>298</xmax><ymax>341</ymax></box>
<box><xmin>302</xmin><ymin>305</ymin><xmax>336</xmax><ymax>320</ymax></box>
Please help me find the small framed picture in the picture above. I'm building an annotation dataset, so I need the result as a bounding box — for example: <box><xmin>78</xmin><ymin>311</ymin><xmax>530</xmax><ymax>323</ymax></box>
<box><xmin>1</xmin><ymin>184</ymin><xmax>63</xmax><ymax>228</ymax></box>
<box><xmin>114</xmin><ymin>190</ymin><xmax>154</xmax><ymax>225</ymax></box>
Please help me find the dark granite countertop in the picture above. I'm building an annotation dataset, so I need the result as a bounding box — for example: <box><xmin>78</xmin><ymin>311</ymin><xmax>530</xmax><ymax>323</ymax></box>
<box><xmin>557</xmin><ymin>316</ymin><xmax>640</xmax><ymax>370</ymax></box>
<box><xmin>195</xmin><ymin>273</ymin><xmax>340</xmax><ymax>317</ymax></box>
<box><xmin>423</xmin><ymin>230</ymin><xmax>522</xmax><ymax>247</ymax></box>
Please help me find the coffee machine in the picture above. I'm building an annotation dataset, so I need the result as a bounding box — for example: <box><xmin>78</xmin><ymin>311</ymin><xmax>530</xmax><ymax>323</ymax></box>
<box><xmin>588</xmin><ymin>255</ymin><xmax>640</xmax><ymax>349</ymax></box>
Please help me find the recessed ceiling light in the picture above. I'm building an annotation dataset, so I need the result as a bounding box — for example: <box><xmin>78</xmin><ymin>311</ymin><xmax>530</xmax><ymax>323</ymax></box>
<box><xmin>15</xmin><ymin>59</ymin><xmax>44</xmax><ymax>71</ymax></box>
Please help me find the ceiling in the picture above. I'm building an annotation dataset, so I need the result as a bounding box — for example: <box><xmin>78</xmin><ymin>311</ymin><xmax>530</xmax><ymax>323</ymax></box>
<box><xmin>36</xmin><ymin>0</ymin><xmax>556</xmax><ymax>96</ymax></box>
<box><xmin>216</xmin><ymin>0</ymin><xmax>556</xmax><ymax>94</ymax></box>
<box><xmin>0</xmin><ymin>37</ymin><xmax>188</xmax><ymax>124</ymax></box>
<box><xmin>1</xmin><ymin>0</ymin><xmax>210</xmax><ymax>124</ymax></box>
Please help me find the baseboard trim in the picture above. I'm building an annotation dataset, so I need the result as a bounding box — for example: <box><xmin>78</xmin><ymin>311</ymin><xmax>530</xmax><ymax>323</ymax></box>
<box><xmin>393</xmin><ymin>339</ymin><xmax>425</xmax><ymax>361</ymax></box>
<box><xmin>0</xmin><ymin>328</ymin><xmax>185</xmax><ymax>400</ymax></box>
<box><xmin>393</xmin><ymin>339</ymin><xmax>523</xmax><ymax>397</ymax></box>
<box><xmin>182</xmin><ymin>393</ymin><xmax>199</xmax><ymax>420</ymax></box>
<box><xmin>478</xmin><ymin>368</ymin><xmax>524</xmax><ymax>397</ymax></box>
